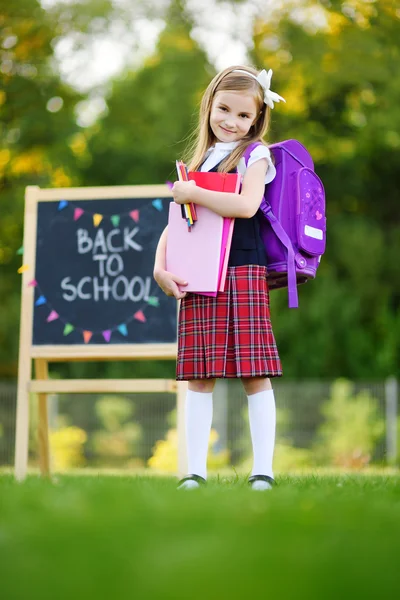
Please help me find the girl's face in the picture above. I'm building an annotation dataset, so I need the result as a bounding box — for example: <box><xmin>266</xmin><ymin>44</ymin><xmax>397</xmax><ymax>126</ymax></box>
<box><xmin>209</xmin><ymin>90</ymin><xmax>258</xmax><ymax>144</ymax></box>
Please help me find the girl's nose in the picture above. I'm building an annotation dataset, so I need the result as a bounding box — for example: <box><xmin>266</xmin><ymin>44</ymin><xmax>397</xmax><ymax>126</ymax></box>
<box><xmin>224</xmin><ymin>119</ymin><xmax>235</xmax><ymax>129</ymax></box>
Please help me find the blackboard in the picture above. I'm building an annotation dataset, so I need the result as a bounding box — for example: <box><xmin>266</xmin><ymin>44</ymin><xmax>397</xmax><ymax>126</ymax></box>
<box><xmin>32</xmin><ymin>196</ymin><xmax>177</xmax><ymax>346</ymax></box>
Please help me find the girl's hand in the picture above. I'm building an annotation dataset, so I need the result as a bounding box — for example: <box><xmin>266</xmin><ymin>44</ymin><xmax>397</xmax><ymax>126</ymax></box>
<box><xmin>172</xmin><ymin>180</ymin><xmax>196</xmax><ymax>205</ymax></box>
<box><xmin>153</xmin><ymin>267</ymin><xmax>188</xmax><ymax>300</ymax></box>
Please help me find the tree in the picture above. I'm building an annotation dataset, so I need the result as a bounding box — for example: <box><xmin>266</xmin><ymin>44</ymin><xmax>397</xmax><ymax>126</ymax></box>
<box><xmin>81</xmin><ymin>0</ymin><xmax>214</xmax><ymax>187</ymax></box>
<box><xmin>0</xmin><ymin>0</ymin><xmax>84</xmax><ymax>377</ymax></box>
<box><xmin>252</xmin><ymin>0</ymin><xmax>400</xmax><ymax>377</ymax></box>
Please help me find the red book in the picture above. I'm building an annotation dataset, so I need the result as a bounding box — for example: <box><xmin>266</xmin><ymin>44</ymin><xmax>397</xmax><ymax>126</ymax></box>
<box><xmin>188</xmin><ymin>171</ymin><xmax>241</xmax><ymax>193</ymax></box>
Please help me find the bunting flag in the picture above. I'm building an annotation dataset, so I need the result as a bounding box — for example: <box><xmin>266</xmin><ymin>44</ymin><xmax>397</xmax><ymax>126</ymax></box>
<box><xmin>63</xmin><ymin>323</ymin><xmax>74</xmax><ymax>336</ymax></box>
<box><xmin>29</xmin><ymin>277</ymin><xmax>161</xmax><ymax>342</ymax></box>
<box><xmin>117</xmin><ymin>324</ymin><xmax>128</xmax><ymax>336</ymax></box>
<box><xmin>102</xmin><ymin>330</ymin><xmax>112</xmax><ymax>342</ymax></box>
<box><xmin>134</xmin><ymin>310</ymin><xmax>146</xmax><ymax>323</ymax></box>
<box><xmin>83</xmin><ymin>331</ymin><xmax>93</xmax><ymax>344</ymax></box>
<box><xmin>46</xmin><ymin>310</ymin><xmax>59</xmax><ymax>322</ymax></box>
<box><xmin>17</xmin><ymin>264</ymin><xmax>29</xmax><ymax>274</ymax></box>
<box><xmin>74</xmin><ymin>208</ymin><xmax>84</xmax><ymax>221</ymax></box>
<box><xmin>93</xmin><ymin>213</ymin><xmax>103</xmax><ymax>227</ymax></box>
<box><xmin>129</xmin><ymin>210</ymin><xmax>139</xmax><ymax>222</ymax></box>
<box><xmin>49</xmin><ymin>197</ymin><xmax>167</xmax><ymax>225</ymax></box>
<box><xmin>147</xmin><ymin>296</ymin><xmax>159</xmax><ymax>307</ymax></box>
<box><xmin>16</xmin><ymin>246</ymin><xmax>24</xmax><ymax>255</ymax></box>
<box><xmin>152</xmin><ymin>199</ymin><xmax>163</xmax><ymax>211</ymax></box>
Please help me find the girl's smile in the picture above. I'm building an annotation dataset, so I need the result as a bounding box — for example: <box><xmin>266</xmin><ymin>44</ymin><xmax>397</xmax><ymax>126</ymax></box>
<box><xmin>210</xmin><ymin>90</ymin><xmax>258</xmax><ymax>143</ymax></box>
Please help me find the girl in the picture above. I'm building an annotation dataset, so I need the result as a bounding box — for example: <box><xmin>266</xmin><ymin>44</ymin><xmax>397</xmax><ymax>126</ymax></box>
<box><xmin>153</xmin><ymin>65</ymin><xmax>285</xmax><ymax>491</ymax></box>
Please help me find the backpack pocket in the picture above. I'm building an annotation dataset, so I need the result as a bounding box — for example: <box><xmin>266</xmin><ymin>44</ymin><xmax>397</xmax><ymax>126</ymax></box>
<box><xmin>297</xmin><ymin>168</ymin><xmax>326</xmax><ymax>256</ymax></box>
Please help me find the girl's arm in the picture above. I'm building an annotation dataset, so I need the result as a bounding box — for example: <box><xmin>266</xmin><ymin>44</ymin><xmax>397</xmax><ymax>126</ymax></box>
<box><xmin>153</xmin><ymin>226</ymin><xmax>188</xmax><ymax>300</ymax></box>
<box><xmin>153</xmin><ymin>226</ymin><xmax>168</xmax><ymax>272</ymax></box>
<box><xmin>172</xmin><ymin>159</ymin><xmax>268</xmax><ymax>219</ymax></box>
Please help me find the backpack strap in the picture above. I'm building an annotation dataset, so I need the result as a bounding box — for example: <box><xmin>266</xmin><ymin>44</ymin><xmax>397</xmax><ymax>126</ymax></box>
<box><xmin>262</xmin><ymin>205</ymin><xmax>299</xmax><ymax>309</ymax></box>
<box><xmin>243</xmin><ymin>142</ymin><xmax>299</xmax><ymax>309</ymax></box>
<box><xmin>243</xmin><ymin>142</ymin><xmax>263</xmax><ymax>165</ymax></box>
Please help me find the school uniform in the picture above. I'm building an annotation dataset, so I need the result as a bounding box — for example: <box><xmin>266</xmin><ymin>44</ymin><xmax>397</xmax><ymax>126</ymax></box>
<box><xmin>176</xmin><ymin>141</ymin><xmax>282</xmax><ymax>380</ymax></box>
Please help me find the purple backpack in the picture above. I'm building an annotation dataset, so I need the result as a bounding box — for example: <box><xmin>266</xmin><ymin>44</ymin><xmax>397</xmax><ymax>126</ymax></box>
<box><xmin>244</xmin><ymin>140</ymin><xmax>326</xmax><ymax>308</ymax></box>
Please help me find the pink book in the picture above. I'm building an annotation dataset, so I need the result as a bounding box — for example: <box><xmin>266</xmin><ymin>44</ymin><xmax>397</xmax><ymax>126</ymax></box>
<box><xmin>166</xmin><ymin>172</ymin><xmax>241</xmax><ymax>295</ymax></box>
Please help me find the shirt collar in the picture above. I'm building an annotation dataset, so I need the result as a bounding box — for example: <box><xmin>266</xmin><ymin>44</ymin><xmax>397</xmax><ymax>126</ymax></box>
<box><xmin>204</xmin><ymin>141</ymin><xmax>240</xmax><ymax>158</ymax></box>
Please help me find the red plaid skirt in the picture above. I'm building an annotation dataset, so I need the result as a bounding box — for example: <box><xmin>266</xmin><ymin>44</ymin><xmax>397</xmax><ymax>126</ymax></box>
<box><xmin>176</xmin><ymin>265</ymin><xmax>282</xmax><ymax>380</ymax></box>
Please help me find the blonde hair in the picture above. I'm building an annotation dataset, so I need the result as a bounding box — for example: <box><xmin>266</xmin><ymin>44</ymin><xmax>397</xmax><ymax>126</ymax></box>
<box><xmin>186</xmin><ymin>65</ymin><xmax>271</xmax><ymax>173</ymax></box>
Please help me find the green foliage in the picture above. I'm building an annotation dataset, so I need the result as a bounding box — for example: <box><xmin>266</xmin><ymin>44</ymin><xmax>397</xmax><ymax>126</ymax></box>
<box><xmin>91</xmin><ymin>395</ymin><xmax>142</xmax><ymax>466</ymax></box>
<box><xmin>0</xmin><ymin>0</ymin><xmax>83</xmax><ymax>377</ymax></box>
<box><xmin>313</xmin><ymin>379</ymin><xmax>384</xmax><ymax>467</ymax></box>
<box><xmin>81</xmin><ymin>7</ymin><xmax>213</xmax><ymax>186</ymax></box>
<box><xmin>274</xmin><ymin>443</ymin><xmax>313</xmax><ymax>472</ymax></box>
<box><xmin>95</xmin><ymin>395</ymin><xmax>134</xmax><ymax>432</ymax></box>
<box><xmin>253</xmin><ymin>0</ymin><xmax>400</xmax><ymax>377</ymax></box>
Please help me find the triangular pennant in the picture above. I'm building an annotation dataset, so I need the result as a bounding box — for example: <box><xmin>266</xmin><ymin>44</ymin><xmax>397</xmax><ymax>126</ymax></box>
<box><xmin>16</xmin><ymin>246</ymin><xmax>24</xmax><ymax>255</ymax></box>
<box><xmin>58</xmin><ymin>200</ymin><xmax>68</xmax><ymax>211</ymax></box>
<box><xmin>129</xmin><ymin>210</ymin><xmax>139</xmax><ymax>223</ymax></box>
<box><xmin>28</xmin><ymin>279</ymin><xmax>38</xmax><ymax>287</ymax></box>
<box><xmin>111</xmin><ymin>215</ymin><xmax>120</xmax><ymax>227</ymax></box>
<box><xmin>46</xmin><ymin>310</ymin><xmax>59</xmax><ymax>323</ymax></box>
<box><xmin>35</xmin><ymin>295</ymin><xmax>46</xmax><ymax>306</ymax></box>
<box><xmin>117</xmin><ymin>324</ymin><xmax>128</xmax><ymax>337</ymax></box>
<box><xmin>83</xmin><ymin>331</ymin><xmax>93</xmax><ymax>344</ymax></box>
<box><xmin>17</xmin><ymin>264</ymin><xmax>29</xmax><ymax>274</ymax></box>
<box><xmin>102</xmin><ymin>330</ymin><xmax>112</xmax><ymax>342</ymax></box>
<box><xmin>74</xmin><ymin>208</ymin><xmax>84</xmax><ymax>221</ymax></box>
<box><xmin>147</xmin><ymin>296</ymin><xmax>159</xmax><ymax>307</ymax></box>
<box><xmin>63</xmin><ymin>323</ymin><xmax>74</xmax><ymax>336</ymax></box>
<box><xmin>134</xmin><ymin>310</ymin><xmax>146</xmax><ymax>323</ymax></box>
<box><xmin>152</xmin><ymin>199</ymin><xmax>163</xmax><ymax>211</ymax></box>
<box><xmin>93</xmin><ymin>213</ymin><xmax>103</xmax><ymax>227</ymax></box>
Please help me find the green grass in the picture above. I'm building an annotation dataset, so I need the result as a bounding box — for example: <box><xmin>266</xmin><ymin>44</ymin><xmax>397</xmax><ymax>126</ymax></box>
<box><xmin>1</xmin><ymin>473</ymin><xmax>400</xmax><ymax>600</ymax></box>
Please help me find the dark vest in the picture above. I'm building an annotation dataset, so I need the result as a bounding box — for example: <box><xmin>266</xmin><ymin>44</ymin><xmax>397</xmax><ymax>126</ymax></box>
<box><xmin>207</xmin><ymin>163</ymin><xmax>268</xmax><ymax>268</ymax></box>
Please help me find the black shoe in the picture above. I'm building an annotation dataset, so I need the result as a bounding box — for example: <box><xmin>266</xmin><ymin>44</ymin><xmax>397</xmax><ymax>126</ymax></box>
<box><xmin>177</xmin><ymin>474</ymin><xmax>207</xmax><ymax>489</ymax></box>
<box><xmin>248</xmin><ymin>474</ymin><xmax>275</xmax><ymax>490</ymax></box>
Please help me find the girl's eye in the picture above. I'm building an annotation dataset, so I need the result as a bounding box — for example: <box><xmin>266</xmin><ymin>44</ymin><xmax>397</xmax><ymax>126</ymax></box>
<box><xmin>219</xmin><ymin>106</ymin><xmax>227</xmax><ymax>111</ymax></box>
<box><xmin>240</xmin><ymin>114</ymin><xmax>249</xmax><ymax>119</ymax></box>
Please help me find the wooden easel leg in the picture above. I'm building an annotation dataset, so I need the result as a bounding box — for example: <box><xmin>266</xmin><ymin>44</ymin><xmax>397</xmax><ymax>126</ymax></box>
<box><xmin>176</xmin><ymin>380</ymin><xmax>187</xmax><ymax>477</ymax></box>
<box><xmin>35</xmin><ymin>358</ymin><xmax>51</xmax><ymax>477</ymax></box>
<box><xmin>15</xmin><ymin>375</ymin><xmax>30</xmax><ymax>482</ymax></box>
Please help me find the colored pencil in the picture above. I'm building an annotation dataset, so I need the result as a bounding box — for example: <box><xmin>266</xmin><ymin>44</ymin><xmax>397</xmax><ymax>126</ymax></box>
<box><xmin>176</xmin><ymin>160</ymin><xmax>197</xmax><ymax>229</ymax></box>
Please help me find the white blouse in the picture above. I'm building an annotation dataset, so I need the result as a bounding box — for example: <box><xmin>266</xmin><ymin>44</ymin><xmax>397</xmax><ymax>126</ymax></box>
<box><xmin>200</xmin><ymin>141</ymin><xmax>276</xmax><ymax>184</ymax></box>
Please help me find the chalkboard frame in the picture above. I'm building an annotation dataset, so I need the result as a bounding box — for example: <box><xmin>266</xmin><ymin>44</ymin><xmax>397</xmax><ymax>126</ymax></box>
<box><xmin>21</xmin><ymin>184</ymin><xmax>177</xmax><ymax>361</ymax></box>
<box><xmin>15</xmin><ymin>185</ymin><xmax>188</xmax><ymax>482</ymax></box>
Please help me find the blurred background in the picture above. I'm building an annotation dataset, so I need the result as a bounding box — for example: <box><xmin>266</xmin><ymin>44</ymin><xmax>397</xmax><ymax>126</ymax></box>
<box><xmin>0</xmin><ymin>0</ymin><xmax>399</xmax><ymax>474</ymax></box>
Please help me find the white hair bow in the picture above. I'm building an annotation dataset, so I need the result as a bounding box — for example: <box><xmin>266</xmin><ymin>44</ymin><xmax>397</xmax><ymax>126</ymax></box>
<box><xmin>233</xmin><ymin>68</ymin><xmax>286</xmax><ymax>109</ymax></box>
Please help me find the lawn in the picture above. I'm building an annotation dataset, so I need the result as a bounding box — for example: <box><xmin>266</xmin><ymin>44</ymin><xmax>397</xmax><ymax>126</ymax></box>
<box><xmin>1</xmin><ymin>472</ymin><xmax>399</xmax><ymax>600</ymax></box>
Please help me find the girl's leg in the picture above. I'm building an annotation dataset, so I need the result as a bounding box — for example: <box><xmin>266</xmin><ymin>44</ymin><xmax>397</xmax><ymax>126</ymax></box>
<box><xmin>241</xmin><ymin>377</ymin><xmax>276</xmax><ymax>490</ymax></box>
<box><xmin>178</xmin><ymin>379</ymin><xmax>216</xmax><ymax>489</ymax></box>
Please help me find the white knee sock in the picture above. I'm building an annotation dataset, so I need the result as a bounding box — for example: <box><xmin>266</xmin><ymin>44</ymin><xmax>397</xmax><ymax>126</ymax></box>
<box><xmin>185</xmin><ymin>389</ymin><xmax>213</xmax><ymax>480</ymax></box>
<box><xmin>247</xmin><ymin>389</ymin><xmax>276</xmax><ymax>479</ymax></box>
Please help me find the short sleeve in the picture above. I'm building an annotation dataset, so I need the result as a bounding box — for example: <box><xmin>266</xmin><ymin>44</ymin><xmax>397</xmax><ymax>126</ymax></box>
<box><xmin>237</xmin><ymin>145</ymin><xmax>276</xmax><ymax>184</ymax></box>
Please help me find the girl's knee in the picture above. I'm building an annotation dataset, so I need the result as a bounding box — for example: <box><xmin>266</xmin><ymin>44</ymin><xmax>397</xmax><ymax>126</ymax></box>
<box><xmin>188</xmin><ymin>379</ymin><xmax>216</xmax><ymax>393</ymax></box>
<box><xmin>241</xmin><ymin>377</ymin><xmax>272</xmax><ymax>395</ymax></box>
